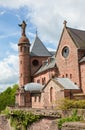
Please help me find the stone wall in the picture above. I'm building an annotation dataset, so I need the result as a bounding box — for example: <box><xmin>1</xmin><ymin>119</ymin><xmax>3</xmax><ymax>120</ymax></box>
<box><xmin>28</xmin><ymin>118</ymin><xmax>58</xmax><ymax>130</ymax></box>
<box><xmin>0</xmin><ymin>115</ymin><xmax>13</xmax><ymax>130</ymax></box>
<box><xmin>62</xmin><ymin>122</ymin><xmax>85</xmax><ymax>130</ymax></box>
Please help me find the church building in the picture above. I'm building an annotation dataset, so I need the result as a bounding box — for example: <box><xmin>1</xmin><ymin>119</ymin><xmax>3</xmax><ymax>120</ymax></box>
<box><xmin>16</xmin><ymin>20</ymin><xmax>85</xmax><ymax>109</ymax></box>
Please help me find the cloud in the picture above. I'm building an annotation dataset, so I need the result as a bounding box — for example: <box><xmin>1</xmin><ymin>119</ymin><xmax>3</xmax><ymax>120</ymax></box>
<box><xmin>0</xmin><ymin>54</ymin><xmax>19</xmax><ymax>91</ymax></box>
<box><xmin>10</xmin><ymin>42</ymin><xmax>18</xmax><ymax>52</ymax></box>
<box><xmin>1</xmin><ymin>0</ymin><xmax>85</xmax><ymax>45</ymax></box>
<box><xmin>0</xmin><ymin>11</ymin><xmax>5</xmax><ymax>15</ymax></box>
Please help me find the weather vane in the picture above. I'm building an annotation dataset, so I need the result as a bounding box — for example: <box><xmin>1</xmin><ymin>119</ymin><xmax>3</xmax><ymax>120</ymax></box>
<box><xmin>18</xmin><ymin>20</ymin><xmax>27</xmax><ymax>36</ymax></box>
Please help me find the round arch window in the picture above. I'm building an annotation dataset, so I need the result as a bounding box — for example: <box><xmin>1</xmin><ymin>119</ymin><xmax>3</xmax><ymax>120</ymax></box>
<box><xmin>62</xmin><ymin>46</ymin><xmax>69</xmax><ymax>58</ymax></box>
<box><xmin>32</xmin><ymin>59</ymin><xmax>39</xmax><ymax>66</ymax></box>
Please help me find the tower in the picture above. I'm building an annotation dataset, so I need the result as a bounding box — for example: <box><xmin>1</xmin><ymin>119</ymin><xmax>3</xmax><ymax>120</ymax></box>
<box><xmin>18</xmin><ymin>21</ymin><xmax>31</xmax><ymax>87</ymax></box>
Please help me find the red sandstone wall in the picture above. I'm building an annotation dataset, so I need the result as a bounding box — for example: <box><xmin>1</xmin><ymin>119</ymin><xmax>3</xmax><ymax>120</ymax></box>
<box><xmin>80</xmin><ymin>62</ymin><xmax>85</xmax><ymax>93</ymax></box>
<box><xmin>18</xmin><ymin>45</ymin><xmax>31</xmax><ymax>86</ymax></box>
<box><xmin>30</xmin><ymin>56</ymin><xmax>50</xmax><ymax>76</ymax></box>
<box><xmin>33</xmin><ymin>69</ymin><xmax>56</xmax><ymax>85</ymax></box>
<box><xmin>56</xmin><ymin>28</ymin><xmax>80</xmax><ymax>87</ymax></box>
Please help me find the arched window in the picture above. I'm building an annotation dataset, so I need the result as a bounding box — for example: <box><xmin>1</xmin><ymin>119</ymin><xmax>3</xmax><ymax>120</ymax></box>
<box><xmin>50</xmin><ymin>87</ymin><xmax>53</xmax><ymax>102</ymax></box>
<box><xmin>20</xmin><ymin>47</ymin><xmax>22</xmax><ymax>52</ymax></box>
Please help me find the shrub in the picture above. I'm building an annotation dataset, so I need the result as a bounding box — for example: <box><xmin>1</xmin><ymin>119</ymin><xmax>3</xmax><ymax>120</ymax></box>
<box><xmin>58</xmin><ymin>109</ymin><xmax>82</xmax><ymax>129</ymax></box>
<box><xmin>58</xmin><ymin>98</ymin><xmax>85</xmax><ymax>110</ymax></box>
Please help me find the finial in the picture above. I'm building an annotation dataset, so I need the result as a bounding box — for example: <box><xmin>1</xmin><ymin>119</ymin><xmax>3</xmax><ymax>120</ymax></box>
<box><xmin>63</xmin><ymin>20</ymin><xmax>67</xmax><ymax>28</ymax></box>
<box><xmin>36</xmin><ymin>28</ymin><xmax>38</xmax><ymax>37</ymax></box>
<box><xmin>19</xmin><ymin>20</ymin><xmax>27</xmax><ymax>36</ymax></box>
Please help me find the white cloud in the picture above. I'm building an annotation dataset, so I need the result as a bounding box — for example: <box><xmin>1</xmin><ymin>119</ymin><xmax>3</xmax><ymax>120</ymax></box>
<box><xmin>0</xmin><ymin>0</ymin><xmax>85</xmax><ymax>91</ymax></box>
<box><xmin>0</xmin><ymin>55</ymin><xmax>19</xmax><ymax>91</ymax></box>
<box><xmin>0</xmin><ymin>11</ymin><xmax>5</xmax><ymax>15</ymax></box>
<box><xmin>1</xmin><ymin>0</ymin><xmax>85</xmax><ymax>45</ymax></box>
<box><xmin>10</xmin><ymin>42</ymin><xmax>18</xmax><ymax>52</ymax></box>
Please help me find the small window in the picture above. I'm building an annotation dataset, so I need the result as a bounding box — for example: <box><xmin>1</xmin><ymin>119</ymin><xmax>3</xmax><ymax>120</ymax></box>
<box><xmin>39</xmin><ymin>96</ymin><xmax>41</xmax><ymax>102</ymax></box>
<box><xmin>70</xmin><ymin>74</ymin><xmax>72</xmax><ymax>79</ymax></box>
<box><xmin>50</xmin><ymin>87</ymin><xmax>53</xmax><ymax>102</ymax></box>
<box><xmin>37</xmin><ymin>79</ymin><xmax>40</xmax><ymax>83</ymax></box>
<box><xmin>66</xmin><ymin>74</ymin><xmax>68</xmax><ymax>77</ymax></box>
<box><xmin>20</xmin><ymin>47</ymin><xmax>22</xmax><ymax>52</ymax></box>
<box><xmin>42</xmin><ymin>77</ymin><xmax>46</xmax><ymax>85</ymax></box>
<box><xmin>34</xmin><ymin>96</ymin><xmax>37</xmax><ymax>102</ymax></box>
<box><xmin>20</xmin><ymin>60</ymin><xmax>22</xmax><ymax>64</ymax></box>
<box><xmin>62</xmin><ymin>75</ymin><xmax>64</xmax><ymax>78</ymax></box>
<box><xmin>24</xmin><ymin>46</ymin><xmax>27</xmax><ymax>52</ymax></box>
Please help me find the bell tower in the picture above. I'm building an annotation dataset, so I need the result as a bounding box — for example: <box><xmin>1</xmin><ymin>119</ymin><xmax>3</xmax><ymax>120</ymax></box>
<box><xmin>18</xmin><ymin>21</ymin><xmax>31</xmax><ymax>87</ymax></box>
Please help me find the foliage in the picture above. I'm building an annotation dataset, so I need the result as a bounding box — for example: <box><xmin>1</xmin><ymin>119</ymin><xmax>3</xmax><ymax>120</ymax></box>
<box><xmin>58</xmin><ymin>98</ymin><xmax>85</xmax><ymax>110</ymax></box>
<box><xmin>9</xmin><ymin>110</ymin><xmax>43</xmax><ymax>130</ymax></box>
<box><xmin>58</xmin><ymin>109</ymin><xmax>82</xmax><ymax>129</ymax></box>
<box><xmin>0</xmin><ymin>84</ymin><xmax>19</xmax><ymax>112</ymax></box>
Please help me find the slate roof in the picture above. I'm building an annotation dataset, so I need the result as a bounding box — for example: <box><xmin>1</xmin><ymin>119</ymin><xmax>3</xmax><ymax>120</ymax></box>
<box><xmin>79</xmin><ymin>56</ymin><xmax>85</xmax><ymax>63</ymax></box>
<box><xmin>24</xmin><ymin>82</ymin><xmax>44</xmax><ymax>93</ymax></box>
<box><xmin>54</xmin><ymin>78</ymin><xmax>79</xmax><ymax>90</ymax></box>
<box><xmin>34</xmin><ymin>55</ymin><xmax>56</xmax><ymax>75</ymax></box>
<box><xmin>30</xmin><ymin>35</ymin><xmax>52</xmax><ymax>56</ymax></box>
<box><xmin>67</xmin><ymin>27</ymin><xmax>85</xmax><ymax>49</ymax></box>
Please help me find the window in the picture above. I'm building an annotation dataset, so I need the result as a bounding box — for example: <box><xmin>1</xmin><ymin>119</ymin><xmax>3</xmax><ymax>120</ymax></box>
<box><xmin>24</xmin><ymin>46</ymin><xmax>27</xmax><ymax>52</ymax></box>
<box><xmin>62</xmin><ymin>46</ymin><xmax>69</xmax><ymax>58</ymax></box>
<box><xmin>70</xmin><ymin>74</ymin><xmax>72</xmax><ymax>79</ymax></box>
<box><xmin>20</xmin><ymin>60</ymin><xmax>22</xmax><ymax>64</ymax></box>
<box><xmin>50</xmin><ymin>87</ymin><xmax>53</xmax><ymax>102</ymax></box>
<box><xmin>32</xmin><ymin>60</ymin><xmax>39</xmax><ymax>66</ymax></box>
<box><xmin>39</xmin><ymin>96</ymin><xmax>41</xmax><ymax>102</ymax></box>
<box><xmin>66</xmin><ymin>74</ymin><xmax>68</xmax><ymax>77</ymax></box>
<box><xmin>62</xmin><ymin>75</ymin><xmax>64</xmax><ymax>78</ymax></box>
<box><xmin>20</xmin><ymin>47</ymin><xmax>22</xmax><ymax>52</ymax></box>
<box><xmin>42</xmin><ymin>77</ymin><xmax>46</xmax><ymax>85</ymax></box>
<box><xmin>34</xmin><ymin>96</ymin><xmax>37</xmax><ymax>102</ymax></box>
<box><xmin>37</xmin><ymin>79</ymin><xmax>40</xmax><ymax>83</ymax></box>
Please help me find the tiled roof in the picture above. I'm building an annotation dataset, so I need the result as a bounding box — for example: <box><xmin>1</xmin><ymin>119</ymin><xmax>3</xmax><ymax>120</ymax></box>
<box><xmin>30</xmin><ymin>35</ymin><xmax>52</xmax><ymax>56</ymax></box>
<box><xmin>54</xmin><ymin>78</ymin><xmax>79</xmax><ymax>90</ymax></box>
<box><xmin>24</xmin><ymin>83</ymin><xmax>44</xmax><ymax>93</ymax></box>
<box><xmin>34</xmin><ymin>55</ymin><xmax>56</xmax><ymax>75</ymax></box>
<box><xmin>67</xmin><ymin>27</ymin><xmax>85</xmax><ymax>49</ymax></box>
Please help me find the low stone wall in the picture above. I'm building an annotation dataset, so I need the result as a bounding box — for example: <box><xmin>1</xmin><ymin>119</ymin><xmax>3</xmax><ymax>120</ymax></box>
<box><xmin>0</xmin><ymin>115</ymin><xmax>13</xmax><ymax>130</ymax></box>
<box><xmin>28</xmin><ymin>118</ymin><xmax>58</xmax><ymax>130</ymax></box>
<box><xmin>62</xmin><ymin>122</ymin><xmax>85</xmax><ymax>130</ymax></box>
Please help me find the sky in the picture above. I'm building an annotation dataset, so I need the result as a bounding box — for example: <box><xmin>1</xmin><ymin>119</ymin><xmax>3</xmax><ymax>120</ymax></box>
<box><xmin>0</xmin><ymin>0</ymin><xmax>85</xmax><ymax>91</ymax></box>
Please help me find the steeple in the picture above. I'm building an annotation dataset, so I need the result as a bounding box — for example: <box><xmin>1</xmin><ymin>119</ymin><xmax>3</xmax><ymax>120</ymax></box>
<box><xmin>36</xmin><ymin>28</ymin><xmax>38</xmax><ymax>37</ymax></box>
<box><xmin>63</xmin><ymin>20</ymin><xmax>67</xmax><ymax>28</ymax></box>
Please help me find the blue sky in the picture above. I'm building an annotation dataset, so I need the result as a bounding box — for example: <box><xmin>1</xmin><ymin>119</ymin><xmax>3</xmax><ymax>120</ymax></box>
<box><xmin>0</xmin><ymin>0</ymin><xmax>85</xmax><ymax>91</ymax></box>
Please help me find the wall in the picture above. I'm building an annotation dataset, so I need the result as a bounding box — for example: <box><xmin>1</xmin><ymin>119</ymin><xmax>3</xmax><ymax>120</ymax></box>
<box><xmin>0</xmin><ymin>115</ymin><xmax>13</xmax><ymax>130</ymax></box>
<box><xmin>34</xmin><ymin>68</ymin><xmax>56</xmax><ymax>85</ymax></box>
<box><xmin>62</xmin><ymin>122</ymin><xmax>85</xmax><ymax>130</ymax></box>
<box><xmin>80</xmin><ymin>62</ymin><xmax>85</xmax><ymax>93</ymax></box>
<box><xmin>31</xmin><ymin>56</ymin><xmax>49</xmax><ymax>76</ymax></box>
<box><xmin>56</xmin><ymin>27</ymin><xmax>80</xmax><ymax>87</ymax></box>
<box><xmin>28</xmin><ymin>118</ymin><xmax>58</xmax><ymax>130</ymax></box>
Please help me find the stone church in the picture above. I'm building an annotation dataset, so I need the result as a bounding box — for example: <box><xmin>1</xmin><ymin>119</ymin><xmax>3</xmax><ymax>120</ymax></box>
<box><xmin>16</xmin><ymin>20</ymin><xmax>85</xmax><ymax>109</ymax></box>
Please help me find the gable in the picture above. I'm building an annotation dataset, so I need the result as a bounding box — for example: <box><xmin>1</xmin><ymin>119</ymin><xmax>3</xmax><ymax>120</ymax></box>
<box><xmin>56</xmin><ymin>27</ymin><xmax>77</xmax><ymax>58</ymax></box>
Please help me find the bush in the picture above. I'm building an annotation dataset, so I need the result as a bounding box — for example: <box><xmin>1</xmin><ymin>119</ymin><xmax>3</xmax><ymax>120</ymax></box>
<box><xmin>58</xmin><ymin>98</ymin><xmax>85</xmax><ymax>110</ymax></box>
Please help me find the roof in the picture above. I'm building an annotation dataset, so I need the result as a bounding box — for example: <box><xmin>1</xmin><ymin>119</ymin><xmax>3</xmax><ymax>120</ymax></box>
<box><xmin>53</xmin><ymin>78</ymin><xmax>79</xmax><ymax>90</ymax></box>
<box><xmin>34</xmin><ymin>56</ymin><xmax>56</xmax><ymax>75</ymax></box>
<box><xmin>30</xmin><ymin>35</ymin><xmax>52</xmax><ymax>57</ymax></box>
<box><xmin>79</xmin><ymin>56</ymin><xmax>85</xmax><ymax>63</ymax></box>
<box><xmin>24</xmin><ymin>82</ymin><xmax>44</xmax><ymax>93</ymax></box>
<box><xmin>67</xmin><ymin>27</ymin><xmax>85</xmax><ymax>49</ymax></box>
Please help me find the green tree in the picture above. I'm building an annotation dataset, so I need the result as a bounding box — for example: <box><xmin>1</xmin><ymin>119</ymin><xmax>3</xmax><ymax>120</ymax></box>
<box><xmin>0</xmin><ymin>84</ymin><xmax>19</xmax><ymax>112</ymax></box>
